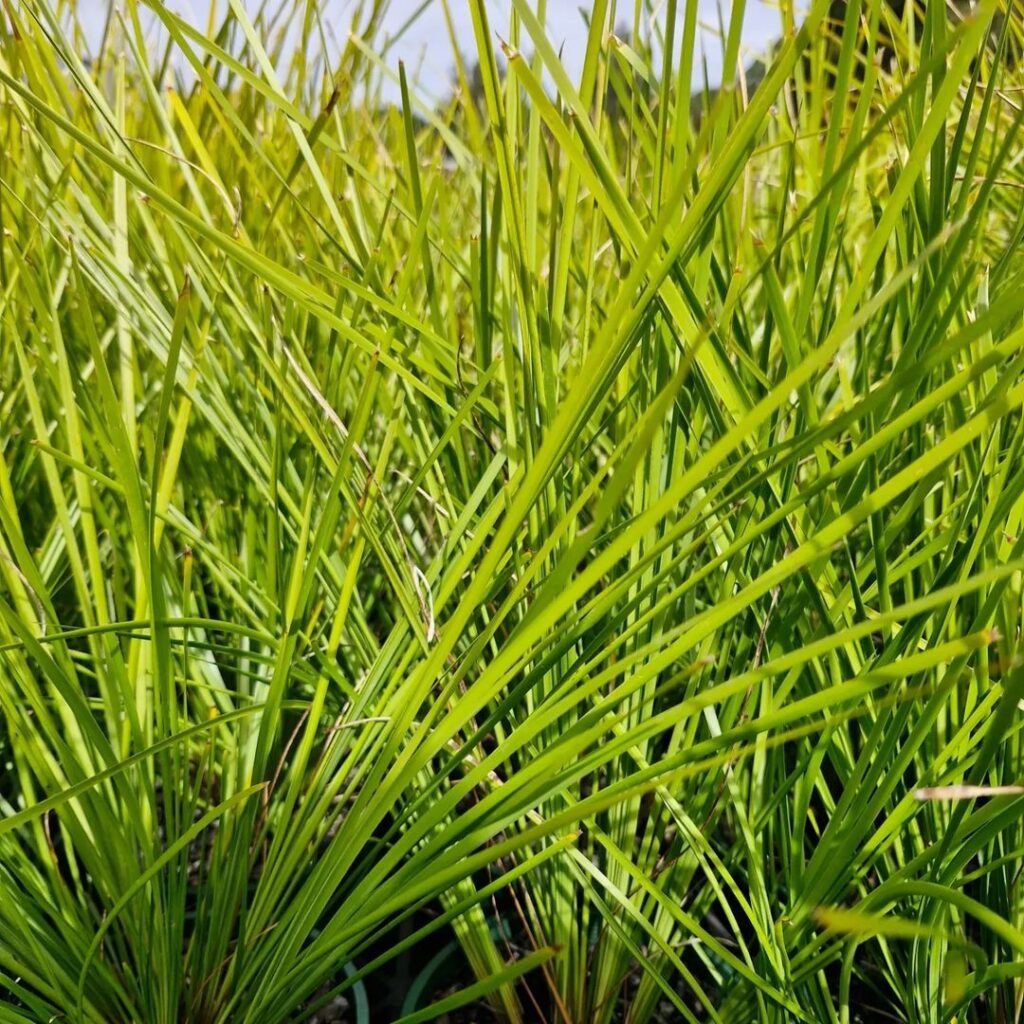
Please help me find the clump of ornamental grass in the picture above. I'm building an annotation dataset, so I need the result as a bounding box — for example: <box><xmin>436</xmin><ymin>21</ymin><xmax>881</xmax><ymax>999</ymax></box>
<box><xmin>2</xmin><ymin>0</ymin><xmax>1024</xmax><ymax>1021</ymax></box>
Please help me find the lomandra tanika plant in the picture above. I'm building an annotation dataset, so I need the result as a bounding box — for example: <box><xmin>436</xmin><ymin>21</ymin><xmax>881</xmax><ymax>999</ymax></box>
<box><xmin>2</xmin><ymin>0</ymin><xmax>1024</xmax><ymax>1020</ymax></box>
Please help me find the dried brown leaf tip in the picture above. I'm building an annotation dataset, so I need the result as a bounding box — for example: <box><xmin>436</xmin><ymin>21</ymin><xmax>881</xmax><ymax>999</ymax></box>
<box><xmin>914</xmin><ymin>785</ymin><xmax>1024</xmax><ymax>801</ymax></box>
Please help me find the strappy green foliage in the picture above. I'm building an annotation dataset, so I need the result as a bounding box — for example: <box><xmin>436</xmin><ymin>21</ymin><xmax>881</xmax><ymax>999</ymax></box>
<box><xmin>2</xmin><ymin>0</ymin><xmax>1024</xmax><ymax>1020</ymax></box>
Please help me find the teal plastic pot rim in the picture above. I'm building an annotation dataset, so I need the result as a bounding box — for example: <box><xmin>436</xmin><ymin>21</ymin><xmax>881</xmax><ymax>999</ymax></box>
<box><xmin>344</xmin><ymin>960</ymin><xmax>371</xmax><ymax>1024</ymax></box>
<box><xmin>400</xmin><ymin>917</ymin><xmax>514</xmax><ymax>1015</ymax></box>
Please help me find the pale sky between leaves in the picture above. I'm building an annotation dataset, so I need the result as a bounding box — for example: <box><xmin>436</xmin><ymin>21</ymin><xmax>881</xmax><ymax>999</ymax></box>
<box><xmin>76</xmin><ymin>0</ymin><xmax>784</xmax><ymax>100</ymax></box>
